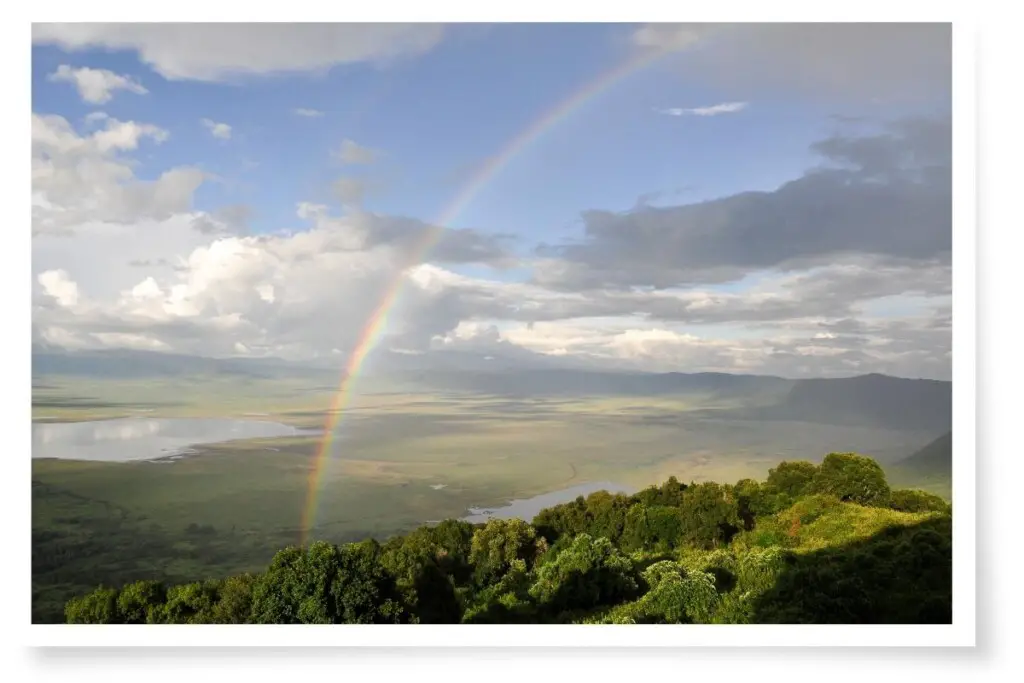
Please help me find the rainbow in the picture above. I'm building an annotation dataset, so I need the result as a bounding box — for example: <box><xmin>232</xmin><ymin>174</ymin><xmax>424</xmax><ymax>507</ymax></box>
<box><xmin>299</xmin><ymin>48</ymin><xmax>668</xmax><ymax>546</ymax></box>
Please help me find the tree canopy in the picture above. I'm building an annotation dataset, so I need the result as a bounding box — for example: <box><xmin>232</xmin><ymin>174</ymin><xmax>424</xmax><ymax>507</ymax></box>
<box><xmin>63</xmin><ymin>451</ymin><xmax>951</xmax><ymax>626</ymax></box>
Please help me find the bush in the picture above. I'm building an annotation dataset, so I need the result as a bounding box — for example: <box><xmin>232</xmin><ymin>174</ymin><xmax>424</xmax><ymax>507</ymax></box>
<box><xmin>888</xmin><ymin>489</ymin><xmax>951</xmax><ymax>514</ymax></box>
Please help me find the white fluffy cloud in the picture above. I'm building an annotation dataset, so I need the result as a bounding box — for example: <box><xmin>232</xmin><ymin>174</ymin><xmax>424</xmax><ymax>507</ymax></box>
<box><xmin>32</xmin><ymin>113</ymin><xmax>204</xmax><ymax>235</ymax></box>
<box><xmin>201</xmin><ymin>118</ymin><xmax>232</xmax><ymax>140</ymax></box>
<box><xmin>28</xmin><ymin>30</ymin><xmax>952</xmax><ymax>380</ymax></box>
<box><xmin>47</xmin><ymin>64</ymin><xmax>148</xmax><ymax>104</ymax></box>
<box><xmin>33</xmin><ymin>23</ymin><xmax>447</xmax><ymax>82</ymax></box>
<box><xmin>37</xmin><ymin>270</ymin><xmax>80</xmax><ymax>308</ymax></box>
<box><xmin>657</xmin><ymin>102</ymin><xmax>748</xmax><ymax>117</ymax></box>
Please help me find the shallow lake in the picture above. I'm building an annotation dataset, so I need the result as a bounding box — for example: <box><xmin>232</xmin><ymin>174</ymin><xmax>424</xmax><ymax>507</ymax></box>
<box><xmin>32</xmin><ymin>417</ymin><xmax>317</xmax><ymax>462</ymax></box>
<box><xmin>461</xmin><ymin>481</ymin><xmax>632</xmax><ymax>524</ymax></box>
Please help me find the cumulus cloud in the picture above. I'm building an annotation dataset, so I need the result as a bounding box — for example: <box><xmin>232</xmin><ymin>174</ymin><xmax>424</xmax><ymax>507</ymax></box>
<box><xmin>32</xmin><ymin>112</ymin><xmax>204</xmax><ymax>235</ymax></box>
<box><xmin>292</xmin><ymin>108</ymin><xmax>324</xmax><ymax>118</ymax></box>
<box><xmin>28</xmin><ymin>28</ymin><xmax>952</xmax><ymax>381</ymax></box>
<box><xmin>37</xmin><ymin>270</ymin><xmax>80</xmax><ymax>307</ymax></box>
<box><xmin>32</xmin><ymin>193</ymin><xmax>519</xmax><ymax>361</ymax></box>
<box><xmin>656</xmin><ymin>102</ymin><xmax>748</xmax><ymax>117</ymax></box>
<box><xmin>47</xmin><ymin>64</ymin><xmax>148</xmax><ymax>104</ymax></box>
<box><xmin>201</xmin><ymin>118</ymin><xmax>232</xmax><ymax>140</ymax></box>
<box><xmin>33</xmin><ymin>23</ymin><xmax>447</xmax><ymax>82</ymax></box>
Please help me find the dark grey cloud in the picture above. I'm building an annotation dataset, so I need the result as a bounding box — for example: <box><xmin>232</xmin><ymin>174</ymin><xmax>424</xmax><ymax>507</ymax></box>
<box><xmin>534</xmin><ymin>118</ymin><xmax>951</xmax><ymax>291</ymax></box>
<box><xmin>344</xmin><ymin>213</ymin><xmax>517</xmax><ymax>266</ymax></box>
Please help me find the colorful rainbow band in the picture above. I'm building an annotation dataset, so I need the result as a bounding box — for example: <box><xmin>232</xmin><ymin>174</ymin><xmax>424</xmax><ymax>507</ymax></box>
<box><xmin>299</xmin><ymin>48</ymin><xmax>667</xmax><ymax>546</ymax></box>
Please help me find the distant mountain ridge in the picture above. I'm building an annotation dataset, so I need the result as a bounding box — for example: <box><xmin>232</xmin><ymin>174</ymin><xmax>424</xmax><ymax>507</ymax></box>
<box><xmin>31</xmin><ymin>347</ymin><xmax>320</xmax><ymax>380</ymax></box>
<box><xmin>748</xmin><ymin>373</ymin><xmax>952</xmax><ymax>433</ymax></box>
<box><xmin>32</xmin><ymin>347</ymin><xmax>951</xmax><ymax>434</ymax></box>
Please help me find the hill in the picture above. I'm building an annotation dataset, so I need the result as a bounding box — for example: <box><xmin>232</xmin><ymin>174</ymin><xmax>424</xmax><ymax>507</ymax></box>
<box><xmin>888</xmin><ymin>431</ymin><xmax>953</xmax><ymax>498</ymax></box>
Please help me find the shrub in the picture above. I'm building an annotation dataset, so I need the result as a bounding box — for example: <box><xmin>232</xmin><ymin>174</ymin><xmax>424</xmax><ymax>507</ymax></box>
<box><xmin>888</xmin><ymin>489</ymin><xmax>951</xmax><ymax>514</ymax></box>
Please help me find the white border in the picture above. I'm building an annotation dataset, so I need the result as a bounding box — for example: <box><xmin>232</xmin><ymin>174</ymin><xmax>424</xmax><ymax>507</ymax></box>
<box><xmin>25</xmin><ymin>624</ymin><xmax>975</xmax><ymax>648</ymax></box>
<box><xmin>11</xmin><ymin>0</ymin><xmax>978</xmax><ymax>655</ymax></box>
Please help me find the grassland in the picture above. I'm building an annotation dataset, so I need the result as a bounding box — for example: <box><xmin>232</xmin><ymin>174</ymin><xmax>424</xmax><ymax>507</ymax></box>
<box><xmin>31</xmin><ymin>374</ymin><xmax>937</xmax><ymax>622</ymax></box>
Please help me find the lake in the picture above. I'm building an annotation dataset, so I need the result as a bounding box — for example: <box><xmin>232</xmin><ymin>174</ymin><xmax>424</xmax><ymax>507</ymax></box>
<box><xmin>32</xmin><ymin>417</ymin><xmax>317</xmax><ymax>462</ymax></box>
<box><xmin>461</xmin><ymin>481</ymin><xmax>632</xmax><ymax>524</ymax></box>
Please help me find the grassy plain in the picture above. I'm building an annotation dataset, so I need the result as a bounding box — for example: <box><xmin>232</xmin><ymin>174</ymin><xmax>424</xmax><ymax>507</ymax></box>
<box><xmin>31</xmin><ymin>374</ymin><xmax>935</xmax><ymax>622</ymax></box>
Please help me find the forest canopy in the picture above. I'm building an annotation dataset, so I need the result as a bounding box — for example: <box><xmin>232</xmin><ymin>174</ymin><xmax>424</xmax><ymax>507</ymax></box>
<box><xmin>63</xmin><ymin>452</ymin><xmax>952</xmax><ymax>625</ymax></box>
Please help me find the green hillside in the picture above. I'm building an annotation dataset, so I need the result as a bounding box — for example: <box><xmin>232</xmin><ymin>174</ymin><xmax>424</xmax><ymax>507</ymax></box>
<box><xmin>888</xmin><ymin>431</ymin><xmax>953</xmax><ymax>499</ymax></box>
<box><xmin>60</xmin><ymin>452</ymin><xmax>952</xmax><ymax>625</ymax></box>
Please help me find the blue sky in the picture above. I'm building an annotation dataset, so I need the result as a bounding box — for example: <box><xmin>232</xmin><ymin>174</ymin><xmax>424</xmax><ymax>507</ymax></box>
<box><xmin>32</xmin><ymin>24</ymin><xmax>837</xmax><ymax>245</ymax></box>
<box><xmin>30</xmin><ymin>23</ymin><xmax>953</xmax><ymax>379</ymax></box>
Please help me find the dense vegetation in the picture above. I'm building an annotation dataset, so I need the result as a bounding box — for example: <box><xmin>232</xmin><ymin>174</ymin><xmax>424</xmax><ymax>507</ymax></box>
<box><xmin>62</xmin><ymin>452</ymin><xmax>952</xmax><ymax>625</ymax></box>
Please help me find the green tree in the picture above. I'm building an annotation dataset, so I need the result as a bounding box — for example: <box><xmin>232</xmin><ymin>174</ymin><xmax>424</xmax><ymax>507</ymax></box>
<box><xmin>631</xmin><ymin>561</ymin><xmax>720</xmax><ymax>624</ymax></box>
<box><xmin>151</xmin><ymin>580</ymin><xmax>220</xmax><ymax>624</ymax></box>
<box><xmin>250</xmin><ymin>540</ymin><xmax>406</xmax><ymax>624</ymax></box>
<box><xmin>621</xmin><ymin>505</ymin><xmax>684</xmax><ymax>552</ymax></box>
<box><xmin>732</xmin><ymin>479</ymin><xmax>774</xmax><ymax>528</ymax></box>
<box><xmin>381</xmin><ymin>524</ymin><xmax>467</xmax><ymax>624</ymax></box>
<box><xmin>533</xmin><ymin>496</ymin><xmax>589</xmax><ymax>545</ymax></box>
<box><xmin>677</xmin><ymin>482</ymin><xmax>741</xmax><ymax>547</ymax></box>
<box><xmin>630</xmin><ymin>476</ymin><xmax>688</xmax><ymax>508</ymax></box>
<box><xmin>65</xmin><ymin>586</ymin><xmax>119</xmax><ymax>624</ymax></box>
<box><xmin>765</xmin><ymin>461</ymin><xmax>819</xmax><ymax>498</ymax></box>
<box><xmin>529</xmin><ymin>534</ymin><xmax>638</xmax><ymax>615</ymax></box>
<box><xmin>211</xmin><ymin>573</ymin><xmax>256</xmax><ymax>624</ymax></box>
<box><xmin>470</xmin><ymin>518</ymin><xmax>543</xmax><ymax>585</ymax></box>
<box><xmin>462</xmin><ymin>558</ymin><xmax>535</xmax><ymax>624</ymax></box>
<box><xmin>811</xmin><ymin>453</ymin><xmax>891</xmax><ymax>506</ymax></box>
<box><xmin>115</xmin><ymin>580</ymin><xmax>167</xmax><ymax>624</ymax></box>
<box><xmin>580</xmin><ymin>490</ymin><xmax>633</xmax><ymax>543</ymax></box>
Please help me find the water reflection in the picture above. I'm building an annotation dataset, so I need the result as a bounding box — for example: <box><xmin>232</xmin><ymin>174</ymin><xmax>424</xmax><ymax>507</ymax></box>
<box><xmin>32</xmin><ymin>418</ymin><xmax>315</xmax><ymax>462</ymax></box>
<box><xmin>462</xmin><ymin>481</ymin><xmax>632</xmax><ymax>524</ymax></box>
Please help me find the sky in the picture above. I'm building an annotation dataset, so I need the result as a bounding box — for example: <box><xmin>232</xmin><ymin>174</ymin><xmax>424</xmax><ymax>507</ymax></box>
<box><xmin>30</xmin><ymin>23</ymin><xmax>953</xmax><ymax>379</ymax></box>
